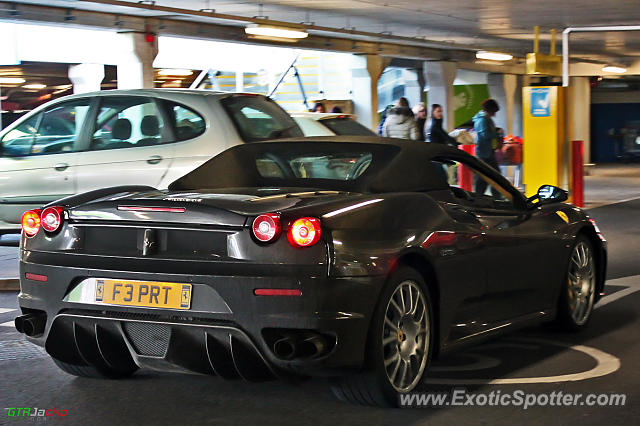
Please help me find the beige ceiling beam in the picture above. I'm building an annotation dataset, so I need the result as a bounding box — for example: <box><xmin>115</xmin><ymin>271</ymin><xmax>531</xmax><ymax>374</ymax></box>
<box><xmin>0</xmin><ymin>1</ymin><xmax>475</xmax><ymax>62</ymax></box>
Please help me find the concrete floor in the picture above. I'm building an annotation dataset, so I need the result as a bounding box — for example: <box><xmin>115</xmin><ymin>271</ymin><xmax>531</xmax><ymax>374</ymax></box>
<box><xmin>585</xmin><ymin>164</ymin><xmax>640</xmax><ymax>208</ymax></box>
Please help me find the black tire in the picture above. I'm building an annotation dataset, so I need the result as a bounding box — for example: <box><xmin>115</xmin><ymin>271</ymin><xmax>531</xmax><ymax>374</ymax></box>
<box><xmin>52</xmin><ymin>357</ymin><xmax>137</xmax><ymax>379</ymax></box>
<box><xmin>331</xmin><ymin>266</ymin><xmax>434</xmax><ymax>406</ymax></box>
<box><xmin>555</xmin><ymin>235</ymin><xmax>596</xmax><ymax>331</ymax></box>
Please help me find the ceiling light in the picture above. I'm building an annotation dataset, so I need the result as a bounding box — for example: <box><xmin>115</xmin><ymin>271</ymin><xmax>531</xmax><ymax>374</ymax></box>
<box><xmin>0</xmin><ymin>77</ymin><xmax>26</xmax><ymax>84</ymax></box>
<box><xmin>602</xmin><ymin>65</ymin><xmax>626</xmax><ymax>74</ymax></box>
<box><xmin>157</xmin><ymin>69</ymin><xmax>193</xmax><ymax>76</ymax></box>
<box><xmin>245</xmin><ymin>24</ymin><xmax>308</xmax><ymax>40</ymax></box>
<box><xmin>476</xmin><ymin>51</ymin><xmax>513</xmax><ymax>61</ymax></box>
<box><xmin>23</xmin><ymin>83</ymin><xmax>47</xmax><ymax>90</ymax></box>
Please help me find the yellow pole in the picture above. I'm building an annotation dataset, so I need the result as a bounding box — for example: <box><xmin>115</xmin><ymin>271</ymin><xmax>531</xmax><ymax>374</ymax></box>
<box><xmin>550</xmin><ymin>29</ymin><xmax>556</xmax><ymax>56</ymax></box>
<box><xmin>534</xmin><ymin>25</ymin><xmax>539</xmax><ymax>53</ymax></box>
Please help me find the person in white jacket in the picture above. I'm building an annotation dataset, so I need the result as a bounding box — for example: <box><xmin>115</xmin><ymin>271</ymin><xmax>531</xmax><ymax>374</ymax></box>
<box><xmin>381</xmin><ymin>97</ymin><xmax>419</xmax><ymax>140</ymax></box>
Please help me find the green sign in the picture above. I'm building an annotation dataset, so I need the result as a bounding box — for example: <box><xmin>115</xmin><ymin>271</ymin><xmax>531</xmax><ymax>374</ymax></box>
<box><xmin>453</xmin><ymin>84</ymin><xmax>490</xmax><ymax>127</ymax></box>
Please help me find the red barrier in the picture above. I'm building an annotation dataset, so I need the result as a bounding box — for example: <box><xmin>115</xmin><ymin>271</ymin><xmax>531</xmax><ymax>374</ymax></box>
<box><xmin>458</xmin><ymin>144</ymin><xmax>475</xmax><ymax>191</ymax></box>
<box><xmin>572</xmin><ymin>140</ymin><xmax>584</xmax><ymax>207</ymax></box>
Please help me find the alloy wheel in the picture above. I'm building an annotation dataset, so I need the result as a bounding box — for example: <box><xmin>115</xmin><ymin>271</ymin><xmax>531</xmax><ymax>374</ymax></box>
<box><xmin>567</xmin><ymin>241</ymin><xmax>596</xmax><ymax>326</ymax></box>
<box><xmin>382</xmin><ymin>280</ymin><xmax>430</xmax><ymax>392</ymax></box>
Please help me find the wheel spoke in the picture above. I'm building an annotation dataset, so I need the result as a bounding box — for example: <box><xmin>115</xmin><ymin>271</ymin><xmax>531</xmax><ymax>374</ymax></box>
<box><xmin>571</xmin><ymin>256</ymin><xmax>581</xmax><ymax>268</ymax></box>
<box><xmin>407</xmin><ymin>285</ymin><xmax>413</xmax><ymax>314</ymax></box>
<box><xmin>411</xmin><ymin>295</ymin><xmax>422</xmax><ymax>316</ymax></box>
<box><xmin>389</xmin><ymin>357</ymin><xmax>401</xmax><ymax>383</ymax></box>
<box><xmin>383</xmin><ymin>335</ymin><xmax>398</xmax><ymax>346</ymax></box>
<box><xmin>401</xmin><ymin>360</ymin><xmax>411</xmax><ymax>388</ymax></box>
<box><xmin>384</xmin><ymin>351</ymin><xmax>400</xmax><ymax>367</ymax></box>
<box><xmin>389</xmin><ymin>298</ymin><xmax>403</xmax><ymax>317</ymax></box>
<box><xmin>400</xmin><ymin>286</ymin><xmax>407</xmax><ymax>313</ymax></box>
<box><xmin>384</xmin><ymin>316</ymin><xmax>398</xmax><ymax>331</ymax></box>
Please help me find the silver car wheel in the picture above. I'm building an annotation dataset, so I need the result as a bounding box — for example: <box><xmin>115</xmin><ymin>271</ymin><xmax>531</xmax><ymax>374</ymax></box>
<box><xmin>382</xmin><ymin>280</ymin><xmax>430</xmax><ymax>392</ymax></box>
<box><xmin>567</xmin><ymin>241</ymin><xmax>596</xmax><ymax>326</ymax></box>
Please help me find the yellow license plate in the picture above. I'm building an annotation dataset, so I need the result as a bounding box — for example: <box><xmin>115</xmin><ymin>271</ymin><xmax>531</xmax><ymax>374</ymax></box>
<box><xmin>95</xmin><ymin>279</ymin><xmax>192</xmax><ymax>310</ymax></box>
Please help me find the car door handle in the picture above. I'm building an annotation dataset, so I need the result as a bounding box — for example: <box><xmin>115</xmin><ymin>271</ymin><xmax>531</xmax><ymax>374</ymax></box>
<box><xmin>147</xmin><ymin>155</ymin><xmax>163</xmax><ymax>165</ymax></box>
<box><xmin>54</xmin><ymin>163</ymin><xmax>69</xmax><ymax>171</ymax></box>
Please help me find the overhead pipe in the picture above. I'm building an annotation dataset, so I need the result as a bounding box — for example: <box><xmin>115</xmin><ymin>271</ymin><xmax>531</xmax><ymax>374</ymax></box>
<box><xmin>78</xmin><ymin>0</ymin><xmax>477</xmax><ymax>53</ymax></box>
<box><xmin>562</xmin><ymin>25</ymin><xmax>640</xmax><ymax>87</ymax></box>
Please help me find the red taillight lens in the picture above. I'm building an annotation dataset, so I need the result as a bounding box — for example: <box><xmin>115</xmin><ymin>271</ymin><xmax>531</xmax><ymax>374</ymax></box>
<box><xmin>287</xmin><ymin>217</ymin><xmax>321</xmax><ymax>247</ymax></box>
<box><xmin>421</xmin><ymin>231</ymin><xmax>457</xmax><ymax>248</ymax></box>
<box><xmin>252</xmin><ymin>213</ymin><xmax>281</xmax><ymax>242</ymax></box>
<box><xmin>25</xmin><ymin>272</ymin><xmax>48</xmax><ymax>282</ymax></box>
<box><xmin>21</xmin><ymin>209</ymin><xmax>41</xmax><ymax>238</ymax></box>
<box><xmin>41</xmin><ymin>206</ymin><xmax>64</xmax><ymax>233</ymax></box>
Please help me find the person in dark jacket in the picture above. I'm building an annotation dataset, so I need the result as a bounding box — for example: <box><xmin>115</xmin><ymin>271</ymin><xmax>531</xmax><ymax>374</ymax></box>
<box><xmin>472</xmin><ymin>98</ymin><xmax>501</xmax><ymax>195</ymax></box>
<box><xmin>426</xmin><ymin>104</ymin><xmax>458</xmax><ymax>145</ymax></box>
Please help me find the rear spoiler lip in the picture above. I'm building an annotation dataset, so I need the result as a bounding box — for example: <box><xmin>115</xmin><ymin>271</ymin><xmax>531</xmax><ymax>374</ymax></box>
<box><xmin>44</xmin><ymin>186</ymin><xmax>158</xmax><ymax>210</ymax></box>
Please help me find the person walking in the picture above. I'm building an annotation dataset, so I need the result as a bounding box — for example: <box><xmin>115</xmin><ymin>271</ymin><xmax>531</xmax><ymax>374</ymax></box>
<box><xmin>381</xmin><ymin>97</ymin><xmax>418</xmax><ymax>140</ymax></box>
<box><xmin>426</xmin><ymin>104</ymin><xmax>458</xmax><ymax>146</ymax></box>
<box><xmin>413</xmin><ymin>102</ymin><xmax>427</xmax><ymax>141</ymax></box>
<box><xmin>472</xmin><ymin>98</ymin><xmax>501</xmax><ymax>195</ymax></box>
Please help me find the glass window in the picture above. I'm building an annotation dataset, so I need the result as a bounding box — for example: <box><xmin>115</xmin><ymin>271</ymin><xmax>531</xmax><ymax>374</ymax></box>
<box><xmin>31</xmin><ymin>100</ymin><xmax>91</xmax><ymax>155</ymax></box>
<box><xmin>319</xmin><ymin>117</ymin><xmax>376</xmax><ymax>136</ymax></box>
<box><xmin>1</xmin><ymin>115</ymin><xmax>40</xmax><ymax>156</ymax></box>
<box><xmin>91</xmin><ymin>97</ymin><xmax>164</xmax><ymax>151</ymax></box>
<box><xmin>434</xmin><ymin>159</ymin><xmax>514</xmax><ymax>208</ymax></box>
<box><xmin>220</xmin><ymin>95</ymin><xmax>303</xmax><ymax>142</ymax></box>
<box><xmin>256</xmin><ymin>151</ymin><xmax>373</xmax><ymax>181</ymax></box>
<box><xmin>164</xmin><ymin>101</ymin><xmax>206</xmax><ymax>141</ymax></box>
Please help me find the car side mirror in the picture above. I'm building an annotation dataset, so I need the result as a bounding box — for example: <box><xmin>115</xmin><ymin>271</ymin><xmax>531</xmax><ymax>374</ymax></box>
<box><xmin>528</xmin><ymin>185</ymin><xmax>568</xmax><ymax>206</ymax></box>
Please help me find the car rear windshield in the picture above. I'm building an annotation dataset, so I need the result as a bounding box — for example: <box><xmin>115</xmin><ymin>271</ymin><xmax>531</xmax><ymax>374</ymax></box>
<box><xmin>169</xmin><ymin>142</ymin><xmax>402</xmax><ymax>192</ymax></box>
<box><xmin>257</xmin><ymin>151</ymin><xmax>373</xmax><ymax>180</ymax></box>
<box><xmin>319</xmin><ymin>117</ymin><xmax>376</xmax><ymax>136</ymax></box>
<box><xmin>220</xmin><ymin>95</ymin><xmax>303</xmax><ymax>142</ymax></box>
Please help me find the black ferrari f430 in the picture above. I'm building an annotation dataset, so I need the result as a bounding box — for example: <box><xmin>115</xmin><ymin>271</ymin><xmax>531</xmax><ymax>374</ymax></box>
<box><xmin>16</xmin><ymin>137</ymin><xmax>606</xmax><ymax>406</ymax></box>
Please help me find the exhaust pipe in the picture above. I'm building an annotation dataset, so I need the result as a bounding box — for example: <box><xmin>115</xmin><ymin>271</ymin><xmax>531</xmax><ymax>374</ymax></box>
<box><xmin>273</xmin><ymin>336</ymin><xmax>297</xmax><ymax>360</ymax></box>
<box><xmin>298</xmin><ymin>335</ymin><xmax>326</xmax><ymax>359</ymax></box>
<box><xmin>15</xmin><ymin>313</ymin><xmax>46</xmax><ymax>337</ymax></box>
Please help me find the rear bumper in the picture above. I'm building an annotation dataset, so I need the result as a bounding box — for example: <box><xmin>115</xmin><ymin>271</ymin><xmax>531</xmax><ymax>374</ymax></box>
<box><xmin>18</xmin><ymin>255</ymin><xmax>385</xmax><ymax>378</ymax></box>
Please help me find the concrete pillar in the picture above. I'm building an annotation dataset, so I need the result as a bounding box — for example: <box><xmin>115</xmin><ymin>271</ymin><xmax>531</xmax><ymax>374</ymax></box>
<box><xmin>487</xmin><ymin>73</ymin><xmax>507</xmax><ymax>133</ymax></box>
<box><xmin>350</xmin><ymin>54</ymin><xmax>390</xmax><ymax>130</ymax></box>
<box><xmin>117</xmin><ymin>32</ymin><xmax>158</xmax><ymax>89</ymax></box>
<box><xmin>567</xmin><ymin>76</ymin><xmax>591</xmax><ymax>163</ymax></box>
<box><xmin>402</xmin><ymin>69</ymin><xmax>421</xmax><ymax>107</ymax></box>
<box><xmin>68</xmin><ymin>63</ymin><xmax>105</xmax><ymax>94</ymax></box>
<box><xmin>424</xmin><ymin>61</ymin><xmax>456</xmax><ymax>130</ymax></box>
<box><xmin>488</xmin><ymin>73</ymin><xmax>523</xmax><ymax>137</ymax></box>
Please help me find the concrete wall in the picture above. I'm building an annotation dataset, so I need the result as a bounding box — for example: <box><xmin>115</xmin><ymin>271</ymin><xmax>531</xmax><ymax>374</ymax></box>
<box><xmin>592</xmin><ymin>90</ymin><xmax>640</xmax><ymax>104</ymax></box>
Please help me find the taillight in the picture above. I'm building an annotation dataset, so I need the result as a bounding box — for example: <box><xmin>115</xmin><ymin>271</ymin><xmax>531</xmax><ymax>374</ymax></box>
<box><xmin>41</xmin><ymin>206</ymin><xmax>64</xmax><ymax>233</ymax></box>
<box><xmin>421</xmin><ymin>231</ymin><xmax>457</xmax><ymax>248</ymax></box>
<box><xmin>252</xmin><ymin>213</ymin><xmax>281</xmax><ymax>242</ymax></box>
<box><xmin>21</xmin><ymin>209</ymin><xmax>41</xmax><ymax>238</ymax></box>
<box><xmin>287</xmin><ymin>217</ymin><xmax>321</xmax><ymax>247</ymax></box>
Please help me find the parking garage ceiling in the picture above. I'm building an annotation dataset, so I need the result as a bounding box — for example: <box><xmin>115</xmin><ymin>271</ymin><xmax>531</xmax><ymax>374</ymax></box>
<box><xmin>4</xmin><ymin>0</ymin><xmax>640</xmax><ymax>65</ymax></box>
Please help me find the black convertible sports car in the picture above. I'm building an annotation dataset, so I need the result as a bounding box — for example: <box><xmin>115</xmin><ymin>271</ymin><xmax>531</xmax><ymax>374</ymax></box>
<box><xmin>16</xmin><ymin>137</ymin><xmax>606</xmax><ymax>406</ymax></box>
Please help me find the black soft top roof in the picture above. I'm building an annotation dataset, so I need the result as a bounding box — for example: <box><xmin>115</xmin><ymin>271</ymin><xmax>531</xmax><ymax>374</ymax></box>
<box><xmin>169</xmin><ymin>136</ymin><xmax>464</xmax><ymax>193</ymax></box>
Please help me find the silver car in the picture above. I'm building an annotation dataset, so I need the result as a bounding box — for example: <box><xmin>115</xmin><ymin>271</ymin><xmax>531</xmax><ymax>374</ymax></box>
<box><xmin>0</xmin><ymin>89</ymin><xmax>303</xmax><ymax>233</ymax></box>
<box><xmin>291</xmin><ymin>112</ymin><xmax>376</xmax><ymax>137</ymax></box>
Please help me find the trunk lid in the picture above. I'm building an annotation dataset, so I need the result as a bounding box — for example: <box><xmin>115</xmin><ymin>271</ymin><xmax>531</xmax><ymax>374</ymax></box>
<box><xmin>67</xmin><ymin>188</ymin><xmax>361</xmax><ymax>227</ymax></box>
